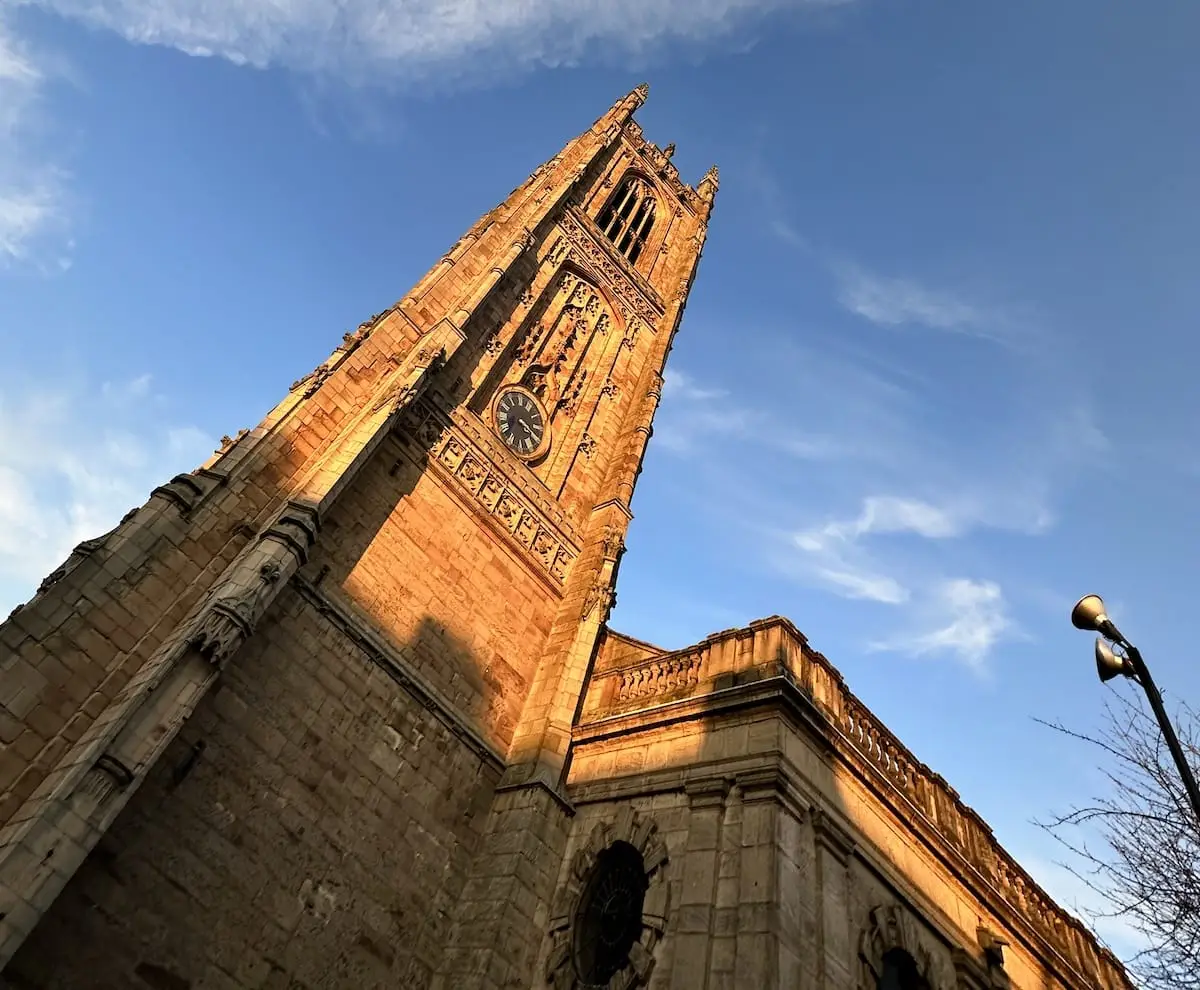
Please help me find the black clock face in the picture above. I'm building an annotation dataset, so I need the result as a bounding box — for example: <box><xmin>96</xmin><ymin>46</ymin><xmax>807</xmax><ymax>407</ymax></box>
<box><xmin>496</xmin><ymin>389</ymin><xmax>546</xmax><ymax>456</ymax></box>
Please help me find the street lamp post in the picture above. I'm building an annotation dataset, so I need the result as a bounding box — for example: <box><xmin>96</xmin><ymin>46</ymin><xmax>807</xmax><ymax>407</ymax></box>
<box><xmin>1071</xmin><ymin>594</ymin><xmax>1200</xmax><ymax>827</ymax></box>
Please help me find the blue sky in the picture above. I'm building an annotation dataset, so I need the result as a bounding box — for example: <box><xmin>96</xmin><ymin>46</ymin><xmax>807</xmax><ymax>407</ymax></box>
<box><xmin>3</xmin><ymin>0</ymin><xmax>1198</xmax><ymax>961</ymax></box>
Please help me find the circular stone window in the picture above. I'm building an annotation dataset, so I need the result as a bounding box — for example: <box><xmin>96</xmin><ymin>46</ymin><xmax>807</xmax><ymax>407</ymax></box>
<box><xmin>545</xmin><ymin>810</ymin><xmax>671</xmax><ymax>990</ymax></box>
<box><xmin>572</xmin><ymin>841</ymin><xmax>649</xmax><ymax>987</ymax></box>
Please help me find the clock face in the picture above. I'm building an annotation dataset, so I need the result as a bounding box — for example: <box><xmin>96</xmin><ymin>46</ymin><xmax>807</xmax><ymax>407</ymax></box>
<box><xmin>494</xmin><ymin>387</ymin><xmax>548</xmax><ymax>458</ymax></box>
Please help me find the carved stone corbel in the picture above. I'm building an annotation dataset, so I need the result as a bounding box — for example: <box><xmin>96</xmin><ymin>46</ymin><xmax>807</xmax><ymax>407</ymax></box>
<box><xmin>149</xmin><ymin>472</ymin><xmax>209</xmax><ymax>515</ymax></box>
<box><xmin>372</xmin><ymin>346</ymin><xmax>445</xmax><ymax>415</ymax></box>
<box><xmin>600</xmin><ymin>524</ymin><xmax>626</xmax><ymax>563</ymax></box>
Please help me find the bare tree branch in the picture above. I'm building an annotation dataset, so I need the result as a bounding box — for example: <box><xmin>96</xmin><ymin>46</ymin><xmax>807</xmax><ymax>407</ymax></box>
<box><xmin>1034</xmin><ymin>689</ymin><xmax>1200</xmax><ymax>990</ymax></box>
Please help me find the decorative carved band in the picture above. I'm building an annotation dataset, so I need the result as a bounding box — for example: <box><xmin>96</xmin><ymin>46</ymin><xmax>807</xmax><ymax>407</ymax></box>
<box><xmin>615</xmin><ymin>652</ymin><xmax>700</xmax><ymax>706</ymax></box>
<box><xmin>400</xmin><ymin>400</ymin><xmax>578</xmax><ymax>585</ymax></box>
<box><xmin>558</xmin><ymin>209</ymin><xmax>663</xmax><ymax>327</ymax></box>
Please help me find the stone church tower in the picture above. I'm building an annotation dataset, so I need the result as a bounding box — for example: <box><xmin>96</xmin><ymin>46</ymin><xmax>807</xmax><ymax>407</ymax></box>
<box><xmin>0</xmin><ymin>88</ymin><xmax>1131</xmax><ymax>990</ymax></box>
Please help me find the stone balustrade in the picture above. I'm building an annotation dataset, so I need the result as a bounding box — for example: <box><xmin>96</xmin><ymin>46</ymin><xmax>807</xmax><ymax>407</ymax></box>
<box><xmin>586</xmin><ymin>616</ymin><xmax>1131</xmax><ymax>989</ymax></box>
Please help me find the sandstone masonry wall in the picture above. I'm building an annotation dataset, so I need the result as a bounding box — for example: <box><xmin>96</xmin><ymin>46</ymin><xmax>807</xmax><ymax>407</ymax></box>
<box><xmin>5</xmin><ymin>581</ymin><xmax>502</xmax><ymax>990</ymax></box>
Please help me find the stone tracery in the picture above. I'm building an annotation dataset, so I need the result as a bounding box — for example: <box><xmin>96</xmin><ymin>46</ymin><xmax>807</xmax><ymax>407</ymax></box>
<box><xmin>545</xmin><ymin>807</ymin><xmax>670</xmax><ymax>990</ymax></box>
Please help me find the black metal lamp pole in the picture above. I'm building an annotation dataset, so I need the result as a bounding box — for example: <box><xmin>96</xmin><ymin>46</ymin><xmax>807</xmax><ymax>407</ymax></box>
<box><xmin>1072</xmin><ymin>594</ymin><xmax>1200</xmax><ymax>827</ymax></box>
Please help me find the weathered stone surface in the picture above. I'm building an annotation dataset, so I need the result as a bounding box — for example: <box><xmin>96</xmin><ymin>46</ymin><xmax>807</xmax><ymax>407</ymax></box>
<box><xmin>0</xmin><ymin>86</ymin><xmax>1129</xmax><ymax>990</ymax></box>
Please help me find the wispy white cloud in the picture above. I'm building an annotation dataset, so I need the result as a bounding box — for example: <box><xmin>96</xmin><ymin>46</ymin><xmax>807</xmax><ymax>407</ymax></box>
<box><xmin>25</xmin><ymin>0</ymin><xmax>851</xmax><ymax>83</ymax></box>
<box><xmin>0</xmin><ymin>10</ymin><xmax>69</xmax><ymax>266</ymax></box>
<box><xmin>655</xmin><ymin>357</ymin><xmax>916</xmax><ymax>466</ymax></box>
<box><xmin>869</xmin><ymin>578</ymin><xmax>1017</xmax><ymax>670</ymax></box>
<box><xmin>797</xmin><ymin>494</ymin><xmax>962</xmax><ymax>547</ymax></box>
<box><xmin>786</xmin><ymin>496</ymin><xmax>1029</xmax><ymax>665</ymax></box>
<box><xmin>661</xmin><ymin>369</ymin><xmax>727</xmax><ymax>403</ymax></box>
<box><xmin>808</xmin><ymin>561</ymin><xmax>909</xmax><ymax>606</ymax></box>
<box><xmin>789</xmin><ymin>496</ymin><xmax>960</xmax><ymax>606</ymax></box>
<box><xmin>0</xmin><ymin>374</ymin><xmax>213</xmax><ymax>615</ymax></box>
<box><xmin>836</xmin><ymin>263</ymin><xmax>982</xmax><ymax>332</ymax></box>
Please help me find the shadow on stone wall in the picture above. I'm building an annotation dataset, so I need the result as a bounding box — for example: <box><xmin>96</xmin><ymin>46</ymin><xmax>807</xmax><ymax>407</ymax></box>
<box><xmin>557</xmin><ymin>622</ymin><xmax>986</xmax><ymax>990</ymax></box>
<box><xmin>3</xmin><ymin>595</ymin><xmax>503</xmax><ymax>990</ymax></box>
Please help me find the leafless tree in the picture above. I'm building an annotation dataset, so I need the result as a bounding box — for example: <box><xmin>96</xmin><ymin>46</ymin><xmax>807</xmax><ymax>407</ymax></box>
<box><xmin>1035</xmin><ymin>692</ymin><xmax>1200</xmax><ymax>990</ymax></box>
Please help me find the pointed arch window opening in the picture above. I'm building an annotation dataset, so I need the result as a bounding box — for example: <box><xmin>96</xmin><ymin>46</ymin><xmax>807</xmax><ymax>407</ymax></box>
<box><xmin>598</xmin><ymin>178</ymin><xmax>656</xmax><ymax>265</ymax></box>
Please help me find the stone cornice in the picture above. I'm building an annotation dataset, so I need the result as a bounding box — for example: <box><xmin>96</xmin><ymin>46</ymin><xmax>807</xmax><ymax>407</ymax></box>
<box><xmin>577</xmin><ymin>615</ymin><xmax>1132</xmax><ymax>990</ymax></box>
<box><xmin>575</xmin><ymin>671</ymin><xmax>833</xmax><ymax>754</ymax></box>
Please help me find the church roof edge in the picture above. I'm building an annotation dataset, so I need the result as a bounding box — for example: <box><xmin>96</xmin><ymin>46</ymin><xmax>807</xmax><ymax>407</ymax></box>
<box><xmin>607</xmin><ymin>613</ymin><xmax>1131</xmax><ymax>988</ymax></box>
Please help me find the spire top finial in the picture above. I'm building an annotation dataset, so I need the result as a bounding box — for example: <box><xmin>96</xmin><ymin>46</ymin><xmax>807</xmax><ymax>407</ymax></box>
<box><xmin>597</xmin><ymin>83</ymin><xmax>651</xmax><ymax>132</ymax></box>
<box><xmin>698</xmin><ymin>164</ymin><xmax>720</xmax><ymax>202</ymax></box>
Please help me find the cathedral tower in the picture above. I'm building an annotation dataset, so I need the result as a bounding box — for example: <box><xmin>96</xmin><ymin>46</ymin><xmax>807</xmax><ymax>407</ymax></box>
<box><xmin>0</xmin><ymin>88</ymin><xmax>1131</xmax><ymax>990</ymax></box>
<box><xmin>0</xmin><ymin>86</ymin><xmax>716</xmax><ymax>988</ymax></box>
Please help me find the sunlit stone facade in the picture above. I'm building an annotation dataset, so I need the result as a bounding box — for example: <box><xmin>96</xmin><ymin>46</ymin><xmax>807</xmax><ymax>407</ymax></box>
<box><xmin>0</xmin><ymin>88</ymin><xmax>1128</xmax><ymax>990</ymax></box>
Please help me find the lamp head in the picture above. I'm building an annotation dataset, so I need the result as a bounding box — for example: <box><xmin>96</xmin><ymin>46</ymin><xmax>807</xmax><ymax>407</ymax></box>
<box><xmin>1072</xmin><ymin>595</ymin><xmax>1109</xmax><ymax>632</ymax></box>
<box><xmin>1095</xmin><ymin>637</ymin><xmax>1130</xmax><ymax>683</ymax></box>
<box><xmin>1071</xmin><ymin>594</ymin><xmax>1125</xmax><ymax>643</ymax></box>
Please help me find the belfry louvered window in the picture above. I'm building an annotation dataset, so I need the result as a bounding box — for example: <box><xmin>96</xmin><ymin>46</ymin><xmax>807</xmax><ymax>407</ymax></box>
<box><xmin>597</xmin><ymin>177</ymin><xmax>656</xmax><ymax>265</ymax></box>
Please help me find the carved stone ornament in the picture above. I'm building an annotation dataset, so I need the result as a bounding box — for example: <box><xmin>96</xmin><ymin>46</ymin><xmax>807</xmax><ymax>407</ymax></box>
<box><xmin>483</xmin><ymin>329</ymin><xmax>505</xmax><ymax>356</ymax></box>
<box><xmin>583</xmin><ymin>581</ymin><xmax>616</xmax><ymax>625</ymax></box>
<box><xmin>402</xmin><ymin>400</ymin><xmax>578</xmax><ymax>584</ymax></box>
<box><xmin>291</xmin><ymin>364</ymin><xmax>333</xmax><ymax>398</ymax></box>
<box><xmin>217</xmin><ymin>428</ymin><xmax>249</xmax><ymax>455</ymax></box>
<box><xmin>150</xmin><ymin>472</ymin><xmax>210</xmax><ymax>515</ymax></box>
<box><xmin>548</xmin><ymin>237</ymin><xmax>569</xmax><ymax>266</ymax></box>
<box><xmin>545</xmin><ymin>807</ymin><xmax>670</xmax><ymax>990</ymax></box>
<box><xmin>557</xmin><ymin>210</ymin><xmax>662</xmax><ymax>325</ymax></box>
<box><xmin>188</xmin><ymin>505</ymin><xmax>319</xmax><ymax>668</ymax></box>
<box><xmin>290</xmin><ymin>316</ymin><xmax>379</xmax><ymax>397</ymax></box>
<box><xmin>372</xmin><ymin>347</ymin><xmax>445</xmax><ymax>415</ymax></box>
<box><xmin>189</xmin><ymin>560</ymin><xmax>283</xmax><ymax>668</ymax></box>
<box><xmin>600</xmin><ymin>524</ymin><xmax>625</xmax><ymax>563</ymax></box>
<box><xmin>858</xmin><ymin>903</ymin><xmax>951</xmax><ymax>990</ymax></box>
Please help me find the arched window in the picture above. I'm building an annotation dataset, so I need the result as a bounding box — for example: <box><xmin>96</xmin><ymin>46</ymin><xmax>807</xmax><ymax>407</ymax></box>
<box><xmin>597</xmin><ymin>177</ymin><xmax>656</xmax><ymax>264</ymax></box>
<box><xmin>878</xmin><ymin>949</ymin><xmax>930</xmax><ymax>990</ymax></box>
<box><xmin>572</xmin><ymin>841</ymin><xmax>648</xmax><ymax>986</ymax></box>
